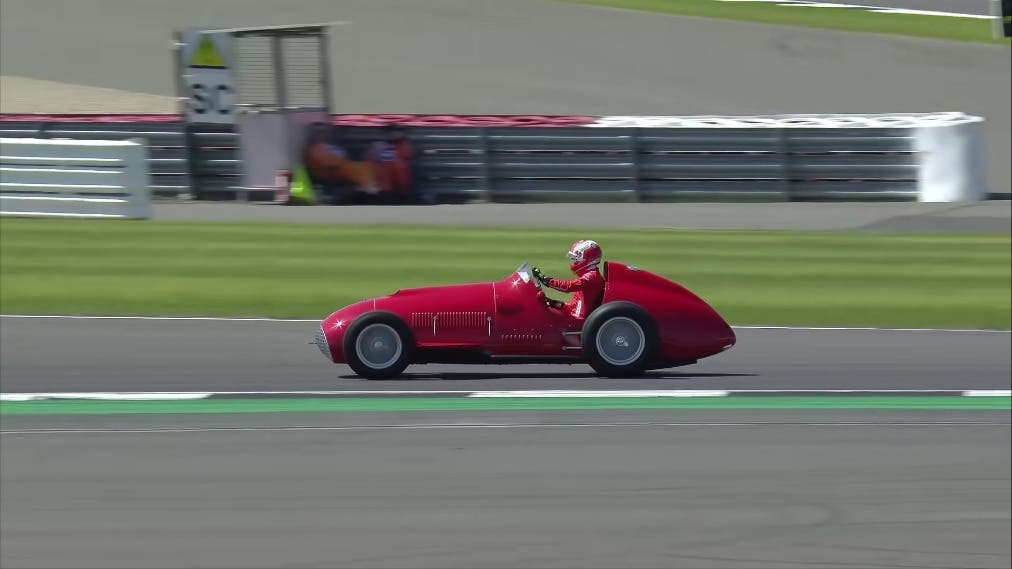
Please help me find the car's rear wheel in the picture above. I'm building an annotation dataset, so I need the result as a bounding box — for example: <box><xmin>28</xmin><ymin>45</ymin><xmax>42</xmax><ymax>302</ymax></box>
<box><xmin>344</xmin><ymin>312</ymin><xmax>414</xmax><ymax>379</ymax></box>
<box><xmin>582</xmin><ymin>302</ymin><xmax>658</xmax><ymax>378</ymax></box>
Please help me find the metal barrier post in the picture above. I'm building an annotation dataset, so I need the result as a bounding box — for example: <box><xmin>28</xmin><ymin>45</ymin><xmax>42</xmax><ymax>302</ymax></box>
<box><xmin>318</xmin><ymin>28</ymin><xmax>334</xmax><ymax>111</ymax></box>
<box><xmin>172</xmin><ymin>29</ymin><xmax>197</xmax><ymax>200</ymax></box>
<box><xmin>993</xmin><ymin>0</ymin><xmax>1012</xmax><ymax>38</ymax></box>
<box><xmin>628</xmin><ymin>128</ymin><xmax>642</xmax><ymax>202</ymax></box>
<box><xmin>479</xmin><ymin>127</ymin><xmax>493</xmax><ymax>202</ymax></box>
<box><xmin>777</xmin><ymin>127</ymin><xmax>792</xmax><ymax>200</ymax></box>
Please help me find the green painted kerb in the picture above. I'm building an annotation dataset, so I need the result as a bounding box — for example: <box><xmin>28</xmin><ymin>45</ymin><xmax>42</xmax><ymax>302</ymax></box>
<box><xmin>1</xmin><ymin>396</ymin><xmax>1009</xmax><ymax>416</ymax></box>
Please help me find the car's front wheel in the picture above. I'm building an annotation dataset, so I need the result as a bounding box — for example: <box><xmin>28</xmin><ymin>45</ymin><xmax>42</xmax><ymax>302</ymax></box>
<box><xmin>582</xmin><ymin>302</ymin><xmax>658</xmax><ymax>378</ymax></box>
<box><xmin>343</xmin><ymin>312</ymin><xmax>414</xmax><ymax>379</ymax></box>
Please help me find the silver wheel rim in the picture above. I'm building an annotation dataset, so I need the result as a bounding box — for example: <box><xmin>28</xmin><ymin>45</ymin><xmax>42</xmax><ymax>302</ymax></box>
<box><xmin>595</xmin><ymin>317</ymin><xmax>645</xmax><ymax>366</ymax></box>
<box><xmin>355</xmin><ymin>323</ymin><xmax>403</xmax><ymax>369</ymax></box>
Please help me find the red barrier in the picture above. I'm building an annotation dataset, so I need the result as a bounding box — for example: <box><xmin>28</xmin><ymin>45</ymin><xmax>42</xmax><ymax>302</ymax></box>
<box><xmin>0</xmin><ymin>113</ymin><xmax>598</xmax><ymax>127</ymax></box>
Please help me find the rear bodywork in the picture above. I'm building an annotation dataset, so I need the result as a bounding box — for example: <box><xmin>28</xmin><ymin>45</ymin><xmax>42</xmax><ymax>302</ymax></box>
<box><xmin>315</xmin><ymin>261</ymin><xmax>735</xmax><ymax>369</ymax></box>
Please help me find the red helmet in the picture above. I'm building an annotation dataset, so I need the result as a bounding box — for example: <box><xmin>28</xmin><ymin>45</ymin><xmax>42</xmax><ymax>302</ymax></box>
<box><xmin>567</xmin><ymin>239</ymin><xmax>602</xmax><ymax>274</ymax></box>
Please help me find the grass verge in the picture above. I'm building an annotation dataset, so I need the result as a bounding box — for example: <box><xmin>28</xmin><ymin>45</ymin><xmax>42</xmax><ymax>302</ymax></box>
<box><xmin>1</xmin><ymin>218</ymin><xmax>1009</xmax><ymax>330</ymax></box>
<box><xmin>561</xmin><ymin>0</ymin><xmax>1011</xmax><ymax>45</ymax></box>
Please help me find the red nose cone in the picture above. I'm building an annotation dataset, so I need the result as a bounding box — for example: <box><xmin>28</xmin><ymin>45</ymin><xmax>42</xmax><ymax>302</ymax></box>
<box><xmin>718</xmin><ymin>324</ymin><xmax>737</xmax><ymax>352</ymax></box>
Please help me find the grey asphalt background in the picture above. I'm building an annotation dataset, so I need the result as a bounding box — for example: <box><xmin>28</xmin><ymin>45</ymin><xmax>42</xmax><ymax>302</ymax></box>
<box><xmin>0</xmin><ymin>0</ymin><xmax>1009</xmax><ymax>195</ymax></box>
<box><xmin>2</xmin><ymin>418</ymin><xmax>1009</xmax><ymax>568</ymax></box>
<box><xmin>151</xmin><ymin>201</ymin><xmax>1012</xmax><ymax>232</ymax></box>
<box><xmin>1</xmin><ymin>317</ymin><xmax>1009</xmax><ymax>392</ymax></box>
<box><xmin>1</xmin><ymin>313</ymin><xmax>1009</xmax><ymax>569</ymax></box>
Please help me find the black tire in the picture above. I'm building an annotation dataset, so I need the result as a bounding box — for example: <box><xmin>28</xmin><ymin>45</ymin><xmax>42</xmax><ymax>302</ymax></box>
<box><xmin>582</xmin><ymin>302</ymin><xmax>659</xmax><ymax>378</ymax></box>
<box><xmin>343</xmin><ymin>312</ymin><xmax>415</xmax><ymax>379</ymax></box>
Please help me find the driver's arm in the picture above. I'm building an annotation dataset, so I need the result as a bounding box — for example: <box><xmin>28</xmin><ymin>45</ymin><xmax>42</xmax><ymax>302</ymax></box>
<box><xmin>543</xmin><ymin>272</ymin><xmax>594</xmax><ymax>293</ymax></box>
<box><xmin>537</xmin><ymin>290</ymin><xmax>565</xmax><ymax>309</ymax></box>
<box><xmin>533</xmin><ymin>267</ymin><xmax>589</xmax><ymax>309</ymax></box>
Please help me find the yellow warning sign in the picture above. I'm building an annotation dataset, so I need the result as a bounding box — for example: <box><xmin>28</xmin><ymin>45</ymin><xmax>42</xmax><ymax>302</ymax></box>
<box><xmin>190</xmin><ymin>36</ymin><xmax>227</xmax><ymax>69</ymax></box>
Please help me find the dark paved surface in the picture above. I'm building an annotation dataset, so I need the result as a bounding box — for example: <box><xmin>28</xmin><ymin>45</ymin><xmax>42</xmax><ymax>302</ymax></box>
<box><xmin>150</xmin><ymin>201</ymin><xmax>1012</xmax><ymax>233</ymax></box>
<box><xmin>2</xmin><ymin>412</ymin><xmax>1009</xmax><ymax>568</ymax></box>
<box><xmin>1</xmin><ymin>0</ymin><xmax>1008</xmax><ymax>194</ymax></box>
<box><xmin>1</xmin><ymin>317</ymin><xmax>1009</xmax><ymax>392</ymax></box>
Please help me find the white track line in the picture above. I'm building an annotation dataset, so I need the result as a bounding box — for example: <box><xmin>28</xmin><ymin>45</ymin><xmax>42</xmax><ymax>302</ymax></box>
<box><xmin>0</xmin><ymin>314</ymin><xmax>318</xmax><ymax>323</ymax></box>
<box><xmin>963</xmin><ymin>390</ymin><xmax>1012</xmax><ymax>397</ymax></box>
<box><xmin>0</xmin><ymin>390</ymin><xmax>469</xmax><ymax>401</ymax></box>
<box><xmin>469</xmin><ymin>390</ymin><xmax>732</xmax><ymax>398</ymax></box>
<box><xmin>3</xmin><ymin>421</ymin><xmax>1008</xmax><ymax>435</ymax></box>
<box><xmin>3</xmin><ymin>389</ymin><xmax>1009</xmax><ymax>401</ymax></box>
<box><xmin>468</xmin><ymin>389</ymin><xmax>1012</xmax><ymax>398</ymax></box>
<box><xmin>0</xmin><ymin>392</ymin><xmax>215</xmax><ymax>401</ymax></box>
<box><xmin>731</xmin><ymin>325</ymin><xmax>1010</xmax><ymax>333</ymax></box>
<box><xmin>715</xmin><ymin>0</ymin><xmax>994</xmax><ymax>19</ymax></box>
<box><xmin>2</xmin><ymin>314</ymin><xmax>1007</xmax><ymax>333</ymax></box>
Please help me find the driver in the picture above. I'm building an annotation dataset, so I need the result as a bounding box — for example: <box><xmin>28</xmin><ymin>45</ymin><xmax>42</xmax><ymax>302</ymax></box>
<box><xmin>532</xmin><ymin>239</ymin><xmax>605</xmax><ymax>321</ymax></box>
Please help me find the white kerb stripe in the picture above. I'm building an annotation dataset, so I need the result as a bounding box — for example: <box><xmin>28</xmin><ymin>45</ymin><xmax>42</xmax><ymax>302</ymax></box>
<box><xmin>467</xmin><ymin>390</ymin><xmax>730</xmax><ymax>398</ymax></box>
<box><xmin>0</xmin><ymin>392</ymin><xmax>213</xmax><ymax>401</ymax></box>
<box><xmin>962</xmin><ymin>390</ymin><xmax>1012</xmax><ymax>397</ymax></box>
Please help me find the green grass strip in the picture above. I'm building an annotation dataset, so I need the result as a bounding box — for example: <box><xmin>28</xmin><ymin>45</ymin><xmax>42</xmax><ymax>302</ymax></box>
<box><xmin>2</xmin><ymin>219</ymin><xmax>1009</xmax><ymax>330</ymax></box>
<box><xmin>1</xmin><ymin>396</ymin><xmax>1009</xmax><ymax>416</ymax></box>
<box><xmin>560</xmin><ymin>0</ymin><xmax>1010</xmax><ymax>45</ymax></box>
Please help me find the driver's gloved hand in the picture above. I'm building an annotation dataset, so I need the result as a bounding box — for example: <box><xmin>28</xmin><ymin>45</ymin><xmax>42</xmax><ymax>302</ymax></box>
<box><xmin>547</xmin><ymin>299</ymin><xmax>564</xmax><ymax>310</ymax></box>
<box><xmin>531</xmin><ymin>266</ymin><xmax>551</xmax><ymax>283</ymax></box>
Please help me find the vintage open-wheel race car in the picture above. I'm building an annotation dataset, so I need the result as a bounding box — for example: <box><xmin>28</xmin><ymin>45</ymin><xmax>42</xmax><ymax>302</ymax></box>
<box><xmin>313</xmin><ymin>261</ymin><xmax>736</xmax><ymax>379</ymax></box>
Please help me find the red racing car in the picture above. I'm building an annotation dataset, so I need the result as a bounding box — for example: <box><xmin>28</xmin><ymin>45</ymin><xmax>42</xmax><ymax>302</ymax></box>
<box><xmin>313</xmin><ymin>261</ymin><xmax>736</xmax><ymax>379</ymax></box>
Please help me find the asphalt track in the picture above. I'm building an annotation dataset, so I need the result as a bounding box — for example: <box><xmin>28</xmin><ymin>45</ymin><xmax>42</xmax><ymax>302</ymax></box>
<box><xmin>2</xmin><ymin>317</ymin><xmax>1010</xmax><ymax>568</ymax></box>
<box><xmin>1</xmin><ymin>317</ymin><xmax>1009</xmax><ymax>392</ymax></box>
<box><xmin>0</xmin><ymin>0</ymin><xmax>1009</xmax><ymax>194</ymax></box>
<box><xmin>2</xmin><ymin>413</ymin><xmax>1010</xmax><ymax>569</ymax></box>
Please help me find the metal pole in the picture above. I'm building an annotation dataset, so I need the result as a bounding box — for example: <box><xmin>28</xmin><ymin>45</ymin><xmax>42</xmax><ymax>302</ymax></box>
<box><xmin>778</xmin><ymin>128</ymin><xmax>792</xmax><ymax>200</ymax></box>
<box><xmin>628</xmin><ymin>128</ymin><xmax>641</xmax><ymax>202</ymax></box>
<box><xmin>480</xmin><ymin>127</ymin><xmax>493</xmax><ymax>202</ymax></box>
<box><xmin>318</xmin><ymin>28</ymin><xmax>334</xmax><ymax>113</ymax></box>
<box><xmin>273</xmin><ymin>34</ymin><xmax>293</xmax><ymax>201</ymax></box>
<box><xmin>231</xmin><ymin>31</ymin><xmax>250</xmax><ymax>200</ymax></box>
<box><xmin>173</xmin><ymin>29</ymin><xmax>198</xmax><ymax>201</ymax></box>
<box><xmin>993</xmin><ymin>0</ymin><xmax>1002</xmax><ymax>39</ymax></box>
<box><xmin>171</xmin><ymin>30</ymin><xmax>187</xmax><ymax>117</ymax></box>
<box><xmin>271</xmin><ymin>35</ymin><xmax>287</xmax><ymax>110</ymax></box>
<box><xmin>995</xmin><ymin>0</ymin><xmax>1012</xmax><ymax>39</ymax></box>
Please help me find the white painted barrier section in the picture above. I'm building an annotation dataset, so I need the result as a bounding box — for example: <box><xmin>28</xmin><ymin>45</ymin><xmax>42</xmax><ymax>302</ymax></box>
<box><xmin>914</xmin><ymin>118</ymin><xmax>987</xmax><ymax>202</ymax></box>
<box><xmin>0</xmin><ymin>138</ymin><xmax>151</xmax><ymax>219</ymax></box>
<box><xmin>590</xmin><ymin>112</ymin><xmax>988</xmax><ymax>202</ymax></box>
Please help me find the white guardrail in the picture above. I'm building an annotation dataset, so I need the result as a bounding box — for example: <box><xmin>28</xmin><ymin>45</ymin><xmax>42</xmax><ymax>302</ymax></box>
<box><xmin>0</xmin><ymin>112</ymin><xmax>989</xmax><ymax>203</ymax></box>
<box><xmin>588</xmin><ymin>112</ymin><xmax>988</xmax><ymax>202</ymax></box>
<box><xmin>0</xmin><ymin>138</ymin><xmax>152</xmax><ymax>219</ymax></box>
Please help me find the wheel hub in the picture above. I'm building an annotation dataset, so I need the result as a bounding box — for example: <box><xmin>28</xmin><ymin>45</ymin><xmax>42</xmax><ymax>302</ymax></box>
<box><xmin>595</xmin><ymin>316</ymin><xmax>646</xmax><ymax>367</ymax></box>
<box><xmin>356</xmin><ymin>323</ymin><xmax>402</xmax><ymax>369</ymax></box>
